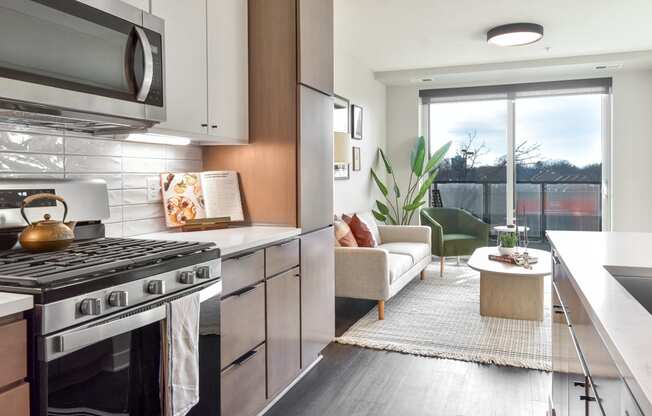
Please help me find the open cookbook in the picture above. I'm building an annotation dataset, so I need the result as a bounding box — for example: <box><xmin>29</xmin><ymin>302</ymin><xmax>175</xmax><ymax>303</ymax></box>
<box><xmin>160</xmin><ymin>171</ymin><xmax>244</xmax><ymax>228</ymax></box>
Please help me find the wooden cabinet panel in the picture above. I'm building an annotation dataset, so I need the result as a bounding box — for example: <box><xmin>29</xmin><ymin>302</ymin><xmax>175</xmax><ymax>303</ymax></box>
<box><xmin>300</xmin><ymin>227</ymin><xmax>334</xmax><ymax>368</ymax></box>
<box><xmin>222</xmin><ymin>249</ymin><xmax>264</xmax><ymax>297</ymax></box>
<box><xmin>221</xmin><ymin>283</ymin><xmax>266</xmax><ymax>368</ymax></box>
<box><xmin>0</xmin><ymin>319</ymin><xmax>26</xmax><ymax>387</ymax></box>
<box><xmin>298</xmin><ymin>0</ymin><xmax>333</xmax><ymax>95</ymax></box>
<box><xmin>221</xmin><ymin>344</ymin><xmax>266</xmax><ymax>416</ymax></box>
<box><xmin>0</xmin><ymin>382</ymin><xmax>29</xmax><ymax>416</ymax></box>
<box><xmin>206</xmin><ymin>0</ymin><xmax>249</xmax><ymax>142</ymax></box>
<box><xmin>265</xmin><ymin>239</ymin><xmax>300</xmax><ymax>278</ymax></box>
<box><xmin>151</xmin><ymin>0</ymin><xmax>208</xmax><ymax>135</ymax></box>
<box><xmin>266</xmin><ymin>267</ymin><xmax>301</xmax><ymax>397</ymax></box>
<box><xmin>298</xmin><ymin>86</ymin><xmax>333</xmax><ymax>232</ymax></box>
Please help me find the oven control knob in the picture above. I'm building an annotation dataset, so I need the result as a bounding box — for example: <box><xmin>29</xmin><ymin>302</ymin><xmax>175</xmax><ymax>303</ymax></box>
<box><xmin>196</xmin><ymin>266</ymin><xmax>211</xmax><ymax>280</ymax></box>
<box><xmin>147</xmin><ymin>280</ymin><xmax>166</xmax><ymax>295</ymax></box>
<box><xmin>108</xmin><ymin>291</ymin><xmax>129</xmax><ymax>307</ymax></box>
<box><xmin>79</xmin><ymin>298</ymin><xmax>102</xmax><ymax>316</ymax></box>
<box><xmin>179</xmin><ymin>270</ymin><xmax>196</xmax><ymax>285</ymax></box>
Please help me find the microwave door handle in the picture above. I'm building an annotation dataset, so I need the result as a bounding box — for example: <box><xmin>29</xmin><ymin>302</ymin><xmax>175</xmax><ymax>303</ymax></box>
<box><xmin>52</xmin><ymin>305</ymin><xmax>166</xmax><ymax>359</ymax></box>
<box><xmin>134</xmin><ymin>26</ymin><xmax>154</xmax><ymax>102</ymax></box>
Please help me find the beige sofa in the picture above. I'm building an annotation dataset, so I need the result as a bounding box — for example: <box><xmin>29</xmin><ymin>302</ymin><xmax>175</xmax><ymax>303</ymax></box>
<box><xmin>335</xmin><ymin>212</ymin><xmax>432</xmax><ymax>320</ymax></box>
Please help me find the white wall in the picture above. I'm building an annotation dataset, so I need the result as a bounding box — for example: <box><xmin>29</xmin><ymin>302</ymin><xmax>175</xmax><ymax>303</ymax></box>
<box><xmin>385</xmin><ymin>69</ymin><xmax>652</xmax><ymax>232</ymax></box>
<box><xmin>611</xmin><ymin>70</ymin><xmax>652</xmax><ymax>232</ymax></box>
<box><xmin>333</xmin><ymin>52</ymin><xmax>387</xmax><ymax>215</ymax></box>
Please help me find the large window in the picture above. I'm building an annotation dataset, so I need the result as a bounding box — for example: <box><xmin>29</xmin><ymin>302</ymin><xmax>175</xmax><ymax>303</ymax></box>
<box><xmin>423</xmin><ymin>79</ymin><xmax>610</xmax><ymax>240</ymax></box>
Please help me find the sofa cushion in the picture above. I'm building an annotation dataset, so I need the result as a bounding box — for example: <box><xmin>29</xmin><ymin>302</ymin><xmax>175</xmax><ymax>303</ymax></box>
<box><xmin>378</xmin><ymin>242</ymin><xmax>430</xmax><ymax>263</ymax></box>
<box><xmin>387</xmin><ymin>253</ymin><xmax>414</xmax><ymax>283</ymax></box>
<box><xmin>343</xmin><ymin>214</ymin><xmax>377</xmax><ymax>247</ymax></box>
<box><xmin>334</xmin><ymin>217</ymin><xmax>358</xmax><ymax>247</ymax></box>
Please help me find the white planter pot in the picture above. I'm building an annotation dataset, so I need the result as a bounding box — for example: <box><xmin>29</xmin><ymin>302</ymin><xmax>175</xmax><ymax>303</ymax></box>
<box><xmin>498</xmin><ymin>246</ymin><xmax>516</xmax><ymax>256</ymax></box>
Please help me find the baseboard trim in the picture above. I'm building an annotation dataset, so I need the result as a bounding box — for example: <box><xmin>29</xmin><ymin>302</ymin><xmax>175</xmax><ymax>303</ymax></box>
<box><xmin>257</xmin><ymin>354</ymin><xmax>324</xmax><ymax>415</ymax></box>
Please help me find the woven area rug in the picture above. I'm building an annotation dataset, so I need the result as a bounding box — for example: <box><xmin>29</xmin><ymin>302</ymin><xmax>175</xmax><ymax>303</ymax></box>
<box><xmin>335</xmin><ymin>263</ymin><xmax>552</xmax><ymax>371</ymax></box>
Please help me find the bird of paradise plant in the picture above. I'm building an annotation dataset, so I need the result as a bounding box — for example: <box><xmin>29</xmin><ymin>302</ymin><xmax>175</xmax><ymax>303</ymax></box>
<box><xmin>371</xmin><ymin>137</ymin><xmax>451</xmax><ymax>225</ymax></box>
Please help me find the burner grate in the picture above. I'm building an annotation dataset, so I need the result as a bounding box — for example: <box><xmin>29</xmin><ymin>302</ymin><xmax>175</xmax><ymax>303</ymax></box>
<box><xmin>0</xmin><ymin>238</ymin><xmax>214</xmax><ymax>286</ymax></box>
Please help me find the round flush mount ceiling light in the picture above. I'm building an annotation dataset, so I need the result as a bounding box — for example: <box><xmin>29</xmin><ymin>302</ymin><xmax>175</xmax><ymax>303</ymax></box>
<box><xmin>487</xmin><ymin>23</ymin><xmax>544</xmax><ymax>47</ymax></box>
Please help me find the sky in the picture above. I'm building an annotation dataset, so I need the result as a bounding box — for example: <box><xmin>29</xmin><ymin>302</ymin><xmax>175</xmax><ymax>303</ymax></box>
<box><xmin>429</xmin><ymin>94</ymin><xmax>603</xmax><ymax>168</ymax></box>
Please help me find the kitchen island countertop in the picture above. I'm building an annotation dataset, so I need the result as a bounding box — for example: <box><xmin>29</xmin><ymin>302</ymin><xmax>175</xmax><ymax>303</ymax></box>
<box><xmin>0</xmin><ymin>292</ymin><xmax>33</xmax><ymax>317</ymax></box>
<box><xmin>548</xmin><ymin>231</ymin><xmax>652</xmax><ymax>415</ymax></box>
<box><xmin>137</xmin><ymin>225</ymin><xmax>302</xmax><ymax>257</ymax></box>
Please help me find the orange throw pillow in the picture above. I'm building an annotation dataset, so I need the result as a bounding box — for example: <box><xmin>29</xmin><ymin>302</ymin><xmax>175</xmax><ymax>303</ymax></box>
<box><xmin>334</xmin><ymin>217</ymin><xmax>358</xmax><ymax>247</ymax></box>
<box><xmin>342</xmin><ymin>214</ymin><xmax>377</xmax><ymax>247</ymax></box>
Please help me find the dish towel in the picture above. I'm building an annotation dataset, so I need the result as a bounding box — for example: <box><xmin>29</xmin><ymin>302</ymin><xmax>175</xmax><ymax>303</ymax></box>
<box><xmin>166</xmin><ymin>292</ymin><xmax>201</xmax><ymax>416</ymax></box>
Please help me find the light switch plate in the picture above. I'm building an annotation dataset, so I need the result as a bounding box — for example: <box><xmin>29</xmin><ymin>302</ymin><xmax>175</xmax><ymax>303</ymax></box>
<box><xmin>147</xmin><ymin>177</ymin><xmax>162</xmax><ymax>202</ymax></box>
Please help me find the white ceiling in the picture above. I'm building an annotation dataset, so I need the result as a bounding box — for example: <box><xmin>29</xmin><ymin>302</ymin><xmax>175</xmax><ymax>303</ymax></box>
<box><xmin>334</xmin><ymin>0</ymin><xmax>652</xmax><ymax>73</ymax></box>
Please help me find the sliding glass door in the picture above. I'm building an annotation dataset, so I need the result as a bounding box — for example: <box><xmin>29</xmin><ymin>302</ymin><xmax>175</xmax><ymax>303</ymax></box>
<box><xmin>425</xmin><ymin>79</ymin><xmax>610</xmax><ymax>242</ymax></box>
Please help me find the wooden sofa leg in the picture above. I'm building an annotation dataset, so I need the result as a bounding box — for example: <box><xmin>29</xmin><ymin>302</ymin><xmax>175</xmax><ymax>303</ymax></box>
<box><xmin>420</xmin><ymin>269</ymin><xmax>426</xmax><ymax>280</ymax></box>
<box><xmin>378</xmin><ymin>300</ymin><xmax>385</xmax><ymax>320</ymax></box>
<box><xmin>440</xmin><ymin>257</ymin><xmax>445</xmax><ymax>277</ymax></box>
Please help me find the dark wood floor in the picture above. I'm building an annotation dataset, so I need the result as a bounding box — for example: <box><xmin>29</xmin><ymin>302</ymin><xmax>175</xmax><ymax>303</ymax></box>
<box><xmin>267</xmin><ymin>298</ymin><xmax>550</xmax><ymax>416</ymax></box>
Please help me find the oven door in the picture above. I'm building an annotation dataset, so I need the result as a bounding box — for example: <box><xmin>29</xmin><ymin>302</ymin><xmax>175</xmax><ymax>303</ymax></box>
<box><xmin>0</xmin><ymin>0</ymin><xmax>164</xmax><ymax>120</ymax></box>
<box><xmin>38</xmin><ymin>305</ymin><xmax>167</xmax><ymax>416</ymax></box>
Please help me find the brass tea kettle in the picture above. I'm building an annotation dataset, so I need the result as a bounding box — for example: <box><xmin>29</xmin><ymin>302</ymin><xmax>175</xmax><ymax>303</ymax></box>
<box><xmin>19</xmin><ymin>193</ymin><xmax>75</xmax><ymax>252</ymax></box>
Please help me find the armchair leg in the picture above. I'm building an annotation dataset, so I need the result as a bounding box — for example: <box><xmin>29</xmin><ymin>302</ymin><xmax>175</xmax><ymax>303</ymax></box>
<box><xmin>420</xmin><ymin>269</ymin><xmax>426</xmax><ymax>280</ymax></box>
<box><xmin>440</xmin><ymin>257</ymin><xmax>445</xmax><ymax>277</ymax></box>
<box><xmin>378</xmin><ymin>300</ymin><xmax>385</xmax><ymax>320</ymax></box>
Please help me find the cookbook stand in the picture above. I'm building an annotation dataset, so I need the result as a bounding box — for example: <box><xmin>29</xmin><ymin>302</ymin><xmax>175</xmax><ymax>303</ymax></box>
<box><xmin>180</xmin><ymin>217</ymin><xmax>232</xmax><ymax>232</ymax></box>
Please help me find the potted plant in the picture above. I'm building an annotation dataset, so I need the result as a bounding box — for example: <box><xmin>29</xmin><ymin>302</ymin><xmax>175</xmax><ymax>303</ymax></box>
<box><xmin>499</xmin><ymin>232</ymin><xmax>518</xmax><ymax>256</ymax></box>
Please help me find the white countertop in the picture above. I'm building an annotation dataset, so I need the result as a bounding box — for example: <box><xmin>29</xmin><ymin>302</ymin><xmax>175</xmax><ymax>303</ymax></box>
<box><xmin>547</xmin><ymin>231</ymin><xmax>652</xmax><ymax>414</ymax></box>
<box><xmin>0</xmin><ymin>292</ymin><xmax>33</xmax><ymax>318</ymax></box>
<box><xmin>137</xmin><ymin>225</ymin><xmax>302</xmax><ymax>257</ymax></box>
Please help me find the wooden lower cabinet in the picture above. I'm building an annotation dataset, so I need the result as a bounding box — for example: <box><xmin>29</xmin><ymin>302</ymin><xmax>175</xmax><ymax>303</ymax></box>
<box><xmin>266</xmin><ymin>267</ymin><xmax>301</xmax><ymax>398</ymax></box>
<box><xmin>0</xmin><ymin>382</ymin><xmax>29</xmax><ymax>416</ymax></box>
<box><xmin>221</xmin><ymin>344</ymin><xmax>267</xmax><ymax>416</ymax></box>
<box><xmin>0</xmin><ymin>319</ymin><xmax>27</xmax><ymax>387</ymax></box>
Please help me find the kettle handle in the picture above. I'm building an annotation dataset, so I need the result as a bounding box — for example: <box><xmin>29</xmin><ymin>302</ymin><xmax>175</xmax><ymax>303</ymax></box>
<box><xmin>20</xmin><ymin>193</ymin><xmax>69</xmax><ymax>225</ymax></box>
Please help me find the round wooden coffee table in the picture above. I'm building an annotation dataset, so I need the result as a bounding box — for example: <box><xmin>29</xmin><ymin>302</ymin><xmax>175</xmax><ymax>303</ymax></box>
<box><xmin>468</xmin><ymin>247</ymin><xmax>551</xmax><ymax>321</ymax></box>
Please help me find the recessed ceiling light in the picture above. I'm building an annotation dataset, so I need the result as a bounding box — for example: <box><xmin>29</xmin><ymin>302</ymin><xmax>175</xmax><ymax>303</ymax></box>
<box><xmin>487</xmin><ymin>23</ymin><xmax>544</xmax><ymax>47</ymax></box>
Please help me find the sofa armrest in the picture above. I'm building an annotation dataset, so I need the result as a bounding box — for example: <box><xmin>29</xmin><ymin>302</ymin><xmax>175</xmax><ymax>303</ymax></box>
<box><xmin>377</xmin><ymin>225</ymin><xmax>431</xmax><ymax>245</ymax></box>
<box><xmin>335</xmin><ymin>247</ymin><xmax>391</xmax><ymax>300</ymax></box>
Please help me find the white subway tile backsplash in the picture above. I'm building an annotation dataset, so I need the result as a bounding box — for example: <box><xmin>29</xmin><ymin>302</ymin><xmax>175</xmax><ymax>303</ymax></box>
<box><xmin>122</xmin><ymin>142</ymin><xmax>167</xmax><ymax>159</ymax></box>
<box><xmin>123</xmin><ymin>203</ymin><xmax>163</xmax><ymax>221</ymax></box>
<box><xmin>65</xmin><ymin>137</ymin><xmax>122</xmax><ymax>156</ymax></box>
<box><xmin>165</xmin><ymin>159</ymin><xmax>202</xmax><ymax>172</ymax></box>
<box><xmin>0</xmin><ymin>127</ymin><xmax>203</xmax><ymax>236</ymax></box>
<box><xmin>65</xmin><ymin>156</ymin><xmax>122</xmax><ymax>173</ymax></box>
<box><xmin>108</xmin><ymin>190</ymin><xmax>123</xmax><ymax>206</ymax></box>
<box><xmin>122</xmin><ymin>157</ymin><xmax>166</xmax><ymax>173</ymax></box>
<box><xmin>65</xmin><ymin>173</ymin><xmax>122</xmax><ymax>189</ymax></box>
<box><xmin>165</xmin><ymin>145</ymin><xmax>202</xmax><ymax>160</ymax></box>
<box><xmin>0</xmin><ymin>153</ymin><xmax>64</xmax><ymax>172</ymax></box>
<box><xmin>122</xmin><ymin>189</ymin><xmax>149</xmax><ymax>205</ymax></box>
<box><xmin>0</xmin><ymin>131</ymin><xmax>63</xmax><ymax>153</ymax></box>
<box><xmin>123</xmin><ymin>218</ymin><xmax>166</xmax><ymax>237</ymax></box>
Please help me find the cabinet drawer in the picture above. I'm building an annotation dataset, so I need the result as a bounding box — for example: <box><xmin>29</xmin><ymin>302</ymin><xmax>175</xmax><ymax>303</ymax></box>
<box><xmin>0</xmin><ymin>320</ymin><xmax>27</xmax><ymax>387</ymax></box>
<box><xmin>222</xmin><ymin>249</ymin><xmax>265</xmax><ymax>297</ymax></box>
<box><xmin>0</xmin><ymin>382</ymin><xmax>29</xmax><ymax>416</ymax></box>
<box><xmin>221</xmin><ymin>283</ymin><xmax>266</xmax><ymax>368</ymax></box>
<box><xmin>265</xmin><ymin>239</ymin><xmax>299</xmax><ymax>277</ymax></box>
<box><xmin>221</xmin><ymin>344</ymin><xmax>266</xmax><ymax>416</ymax></box>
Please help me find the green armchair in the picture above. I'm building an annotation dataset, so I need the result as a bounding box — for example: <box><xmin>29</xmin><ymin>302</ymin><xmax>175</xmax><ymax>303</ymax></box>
<box><xmin>420</xmin><ymin>207</ymin><xmax>489</xmax><ymax>276</ymax></box>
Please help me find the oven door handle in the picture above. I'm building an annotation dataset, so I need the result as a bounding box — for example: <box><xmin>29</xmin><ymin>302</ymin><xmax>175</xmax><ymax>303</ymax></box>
<box><xmin>47</xmin><ymin>305</ymin><xmax>166</xmax><ymax>360</ymax></box>
<box><xmin>134</xmin><ymin>26</ymin><xmax>154</xmax><ymax>102</ymax></box>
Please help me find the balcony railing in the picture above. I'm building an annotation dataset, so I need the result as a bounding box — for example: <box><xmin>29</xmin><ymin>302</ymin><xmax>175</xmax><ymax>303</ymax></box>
<box><xmin>432</xmin><ymin>181</ymin><xmax>602</xmax><ymax>240</ymax></box>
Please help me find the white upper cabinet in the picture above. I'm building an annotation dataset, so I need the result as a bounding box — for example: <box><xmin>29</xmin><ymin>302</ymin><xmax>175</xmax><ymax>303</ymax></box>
<box><xmin>151</xmin><ymin>0</ymin><xmax>209</xmax><ymax>136</ymax></box>
<box><xmin>121</xmin><ymin>0</ymin><xmax>150</xmax><ymax>11</ymax></box>
<box><xmin>207</xmin><ymin>0</ymin><xmax>249</xmax><ymax>142</ymax></box>
<box><xmin>149</xmin><ymin>0</ymin><xmax>249</xmax><ymax>144</ymax></box>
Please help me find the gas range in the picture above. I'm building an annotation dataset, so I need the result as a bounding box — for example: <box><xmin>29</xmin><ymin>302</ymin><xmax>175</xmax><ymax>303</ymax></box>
<box><xmin>0</xmin><ymin>237</ymin><xmax>221</xmax><ymax>335</ymax></box>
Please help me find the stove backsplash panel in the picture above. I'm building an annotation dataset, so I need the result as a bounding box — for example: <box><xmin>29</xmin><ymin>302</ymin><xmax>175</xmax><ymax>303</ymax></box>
<box><xmin>0</xmin><ymin>124</ymin><xmax>203</xmax><ymax>237</ymax></box>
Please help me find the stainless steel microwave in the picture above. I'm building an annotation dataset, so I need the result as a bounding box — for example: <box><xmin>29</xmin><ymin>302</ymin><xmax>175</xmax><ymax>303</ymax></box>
<box><xmin>0</xmin><ymin>0</ymin><xmax>165</xmax><ymax>134</ymax></box>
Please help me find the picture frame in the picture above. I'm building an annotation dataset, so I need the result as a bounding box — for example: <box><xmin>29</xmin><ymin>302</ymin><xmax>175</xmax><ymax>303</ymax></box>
<box><xmin>334</xmin><ymin>163</ymin><xmax>350</xmax><ymax>180</ymax></box>
<box><xmin>352</xmin><ymin>147</ymin><xmax>361</xmax><ymax>171</ymax></box>
<box><xmin>351</xmin><ymin>104</ymin><xmax>363</xmax><ymax>140</ymax></box>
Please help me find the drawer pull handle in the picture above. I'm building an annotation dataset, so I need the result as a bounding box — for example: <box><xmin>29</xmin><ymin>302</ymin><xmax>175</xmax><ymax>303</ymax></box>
<box><xmin>233</xmin><ymin>252</ymin><xmax>258</xmax><ymax>261</ymax></box>
<box><xmin>223</xmin><ymin>347</ymin><xmax>261</xmax><ymax>375</ymax></box>
<box><xmin>553</xmin><ymin>304</ymin><xmax>563</xmax><ymax>309</ymax></box>
<box><xmin>579</xmin><ymin>395</ymin><xmax>596</xmax><ymax>402</ymax></box>
<box><xmin>573</xmin><ymin>381</ymin><xmax>586</xmax><ymax>388</ymax></box>
<box><xmin>276</xmin><ymin>240</ymin><xmax>296</xmax><ymax>248</ymax></box>
<box><xmin>234</xmin><ymin>285</ymin><xmax>259</xmax><ymax>297</ymax></box>
<box><xmin>554</xmin><ymin>310</ymin><xmax>565</xmax><ymax>315</ymax></box>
